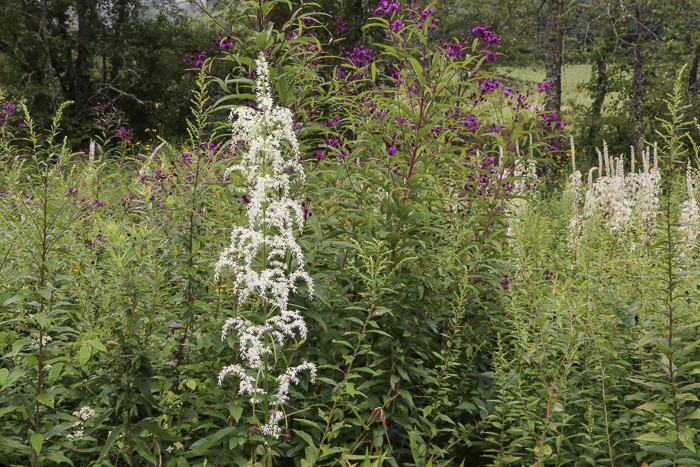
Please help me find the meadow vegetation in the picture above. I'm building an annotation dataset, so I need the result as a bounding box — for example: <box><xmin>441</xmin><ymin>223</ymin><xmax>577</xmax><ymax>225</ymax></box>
<box><xmin>2</xmin><ymin>1</ymin><xmax>700</xmax><ymax>466</ymax></box>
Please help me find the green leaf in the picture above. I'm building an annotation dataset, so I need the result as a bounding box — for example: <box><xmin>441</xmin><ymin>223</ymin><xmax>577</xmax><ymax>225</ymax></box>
<box><xmin>48</xmin><ymin>362</ymin><xmax>64</xmax><ymax>385</ymax></box>
<box><xmin>656</xmin><ymin>342</ymin><xmax>673</xmax><ymax>358</ymax></box>
<box><xmin>99</xmin><ymin>425</ymin><xmax>124</xmax><ymax>459</ymax></box>
<box><xmin>2</xmin><ymin>368</ymin><xmax>25</xmax><ymax>390</ymax></box>
<box><xmin>37</xmin><ymin>286</ymin><xmax>53</xmax><ymax>301</ymax></box>
<box><xmin>637</xmin><ymin>402</ymin><xmax>669</xmax><ymax>412</ymax></box>
<box><xmin>30</xmin><ymin>433</ymin><xmax>43</xmax><ymax>454</ymax></box>
<box><xmin>43</xmin><ymin>451</ymin><xmax>74</xmax><ymax>465</ymax></box>
<box><xmin>37</xmin><ymin>393</ymin><xmax>54</xmax><ymax>408</ymax></box>
<box><xmin>78</xmin><ymin>344</ymin><xmax>92</xmax><ymax>366</ymax></box>
<box><xmin>636</xmin><ymin>432</ymin><xmax>669</xmax><ymax>443</ymax></box>
<box><xmin>680</xmin><ymin>430</ymin><xmax>696</xmax><ymax>453</ymax></box>
<box><xmin>229</xmin><ymin>404</ymin><xmax>243</xmax><ymax>423</ymax></box>
<box><xmin>189</xmin><ymin>427</ymin><xmax>236</xmax><ymax>455</ymax></box>
<box><xmin>3</xmin><ymin>295</ymin><xmax>23</xmax><ymax>306</ymax></box>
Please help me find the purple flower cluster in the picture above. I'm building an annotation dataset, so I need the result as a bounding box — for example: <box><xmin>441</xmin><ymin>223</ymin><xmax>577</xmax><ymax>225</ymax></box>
<box><xmin>371</xmin><ymin>1</ymin><xmax>399</xmax><ymax>15</ymax></box>
<box><xmin>439</xmin><ymin>39</ymin><xmax>463</xmax><ymax>59</ymax></box>
<box><xmin>472</xmin><ymin>24</ymin><xmax>501</xmax><ymax>44</ymax></box>
<box><xmin>500</xmin><ymin>274</ymin><xmax>510</xmax><ymax>291</ymax></box>
<box><xmin>347</xmin><ymin>47</ymin><xmax>374</xmax><ymax>67</ymax></box>
<box><xmin>333</xmin><ymin>14</ymin><xmax>348</xmax><ymax>32</ymax></box>
<box><xmin>479</xmin><ymin>79</ymin><xmax>502</xmax><ymax>94</ymax></box>
<box><xmin>409</xmin><ymin>7</ymin><xmax>439</xmax><ymax>30</ymax></box>
<box><xmin>185</xmin><ymin>49</ymin><xmax>207</xmax><ymax>68</ymax></box>
<box><xmin>540</xmin><ymin>111</ymin><xmax>567</xmax><ymax>130</ymax></box>
<box><xmin>459</xmin><ymin>153</ymin><xmax>510</xmax><ymax>198</ymax></box>
<box><xmin>116</xmin><ymin>127</ymin><xmax>134</xmax><ymax>144</ymax></box>
<box><xmin>300</xmin><ymin>197</ymin><xmax>312</xmax><ymax>219</ymax></box>
<box><xmin>471</xmin><ymin>22</ymin><xmax>501</xmax><ymax>62</ymax></box>
<box><xmin>0</xmin><ymin>101</ymin><xmax>15</xmax><ymax>130</ymax></box>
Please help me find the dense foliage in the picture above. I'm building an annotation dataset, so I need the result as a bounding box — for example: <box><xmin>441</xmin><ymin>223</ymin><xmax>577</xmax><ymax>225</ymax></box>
<box><xmin>3</xmin><ymin>1</ymin><xmax>700</xmax><ymax>466</ymax></box>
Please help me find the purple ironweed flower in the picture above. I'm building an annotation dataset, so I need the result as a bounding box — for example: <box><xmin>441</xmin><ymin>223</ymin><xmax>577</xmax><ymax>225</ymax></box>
<box><xmin>501</xmin><ymin>274</ymin><xmax>510</xmax><ymax>290</ymax></box>
<box><xmin>116</xmin><ymin>127</ymin><xmax>134</xmax><ymax>144</ymax></box>
<box><xmin>480</xmin><ymin>79</ymin><xmax>501</xmax><ymax>94</ymax></box>
<box><xmin>348</xmin><ymin>47</ymin><xmax>373</xmax><ymax>67</ymax></box>
<box><xmin>391</xmin><ymin>20</ymin><xmax>402</xmax><ymax>31</ymax></box>
<box><xmin>472</xmin><ymin>23</ymin><xmax>501</xmax><ymax>43</ymax></box>
<box><xmin>372</xmin><ymin>1</ymin><xmax>399</xmax><ymax>15</ymax></box>
<box><xmin>388</xmin><ymin>147</ymin><xmax>397</xmax><ymax>155</ymax></box>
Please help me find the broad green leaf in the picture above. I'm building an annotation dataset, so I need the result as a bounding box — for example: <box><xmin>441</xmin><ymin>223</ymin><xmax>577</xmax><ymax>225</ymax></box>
<box><xmin>30</xmin><ymin>433</ymin><xmax>43</xmax><ymax>454</ymax></box>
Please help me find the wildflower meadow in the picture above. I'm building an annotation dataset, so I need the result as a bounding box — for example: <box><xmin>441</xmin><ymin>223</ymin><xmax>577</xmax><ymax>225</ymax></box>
<box><xmin>3</xmin><ymin>0</ymin><xmax>700</xmax><ymax>466</ymax></box>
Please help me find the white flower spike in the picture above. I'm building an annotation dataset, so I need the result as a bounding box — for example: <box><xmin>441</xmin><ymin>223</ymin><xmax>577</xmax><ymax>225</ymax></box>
<box><xmin>215</xmin><ymin>52</ymin><xmax>315</xmax><ymax>439</ymax></box>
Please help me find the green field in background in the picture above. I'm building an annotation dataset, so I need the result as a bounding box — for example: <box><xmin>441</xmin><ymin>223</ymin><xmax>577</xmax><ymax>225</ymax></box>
<box><xmin>497</xmin><ymin>64</ymin><xmax>594</xmax><ymax>109</ymax></box>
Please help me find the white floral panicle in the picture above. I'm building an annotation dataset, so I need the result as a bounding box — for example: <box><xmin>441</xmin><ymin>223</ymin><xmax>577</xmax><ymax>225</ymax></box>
<box><xmin>577</xmin><ymin>141</ymin><xmax>660</xmax><ymax>246</ymax></box>
<box><xmin>680</xmin><ymin>161</ymin><xmax>699</xmax><ymax>248</ymax></box>
<box><xmin>215</xmin><ymin>53</ymin><xmax>315</xmax><ymax>439</ymax></box>
<box><xmin>67</xmin><ymin>406</ymin><xmax>95</xmax><ymax>440</ymax></box>
<box><xmin>566</xmin><ymin>137</ymin><xmax>583</xmax><ymax>250</ymax></box>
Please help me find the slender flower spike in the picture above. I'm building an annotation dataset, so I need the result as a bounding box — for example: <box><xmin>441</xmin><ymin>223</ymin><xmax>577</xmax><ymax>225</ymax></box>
<box><xmin>215</xmin><ymin>52</ymin><xmax>315</xmax><ymax>438</ymax></box>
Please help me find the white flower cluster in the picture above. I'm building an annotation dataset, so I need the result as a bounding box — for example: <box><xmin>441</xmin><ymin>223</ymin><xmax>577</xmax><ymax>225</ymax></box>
<box><xmin>680</xmin><ymin>161</ymin><xmax>700</xmax><ymax>248</ymax></box>
<box><xmin>574</xmin><ymin>142</ymin><xmax>660</xmax><ymax>247</ymax></box>
<box><xmin>565</xmin><ymin>137</ymin><xmax>583</xmax><ymax>250</ymax></box>
<box><xmin>166</xmin><ymin>441</ymin><xmax>184</xmax><ymax>453</ymax></box>
<box><xmin>215</xmin><ymin>53</ymin><xmax>315</xmax><ymax>439</ymax></box>
<box><xmin>67</xmin><ymin>406</ymin><xmax>95</xmax><ymax>440</ymax></box>
<box><xmin>32</xmin><ymin>334</ymin><xmax>52</xmax><ymax>348</ymax></box>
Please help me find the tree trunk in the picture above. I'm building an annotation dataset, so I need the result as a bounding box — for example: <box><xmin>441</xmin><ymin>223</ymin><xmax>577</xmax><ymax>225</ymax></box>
<box><xmin>689</xmin><ymin>42</ymin><xmax>700</xmax><ymax>95</ymax></box>
<box><xmin>632</xmin><ymin>2</ymin><xmax>646</xmax><ymax>152</ymax></box>
<box><xmin>587</xmin><ymin>54</ymin><xmax>608</xmax><ymax>144</ymax></box>
<box><xmin>545</xmin><ymin>0</ymin><xmax>565</xmax><ymax>114</ymax></box>
<box><xmin>75</xmin><ymin>1</ymin><xmax>93</xmax><ymax>102</ymax></box>
<box><xmin>110</xmin><ymin>0</ymin><xmax>129</xmax><ymax>83</ymax></box>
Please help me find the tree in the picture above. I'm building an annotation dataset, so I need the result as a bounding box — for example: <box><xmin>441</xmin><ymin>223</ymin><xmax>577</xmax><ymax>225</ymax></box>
<box><xmin>0</xmin><ymin>0</ymin><xmax>208</xmax><ymax>139</ymax></box>
<box><xmin>543</xmin><ymin>0</ymin><xmax>566</xmax><ymax>114</ymax></box>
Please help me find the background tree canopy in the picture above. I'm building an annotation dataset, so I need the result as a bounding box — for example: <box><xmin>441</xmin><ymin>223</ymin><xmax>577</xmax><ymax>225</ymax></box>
<box><xmin>0</xmin><ymin>0</ymin><xmax>699</xmax><ymax>160</ymax></box>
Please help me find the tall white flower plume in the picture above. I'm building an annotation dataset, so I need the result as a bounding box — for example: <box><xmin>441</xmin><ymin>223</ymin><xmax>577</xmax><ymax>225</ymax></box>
<box><xmin>576</xmin><ymin>142</ymin><xmax>660</xmax><ymax>248</ymax></box>
<box><xmin>215</xmin><ymin>53</ymin><xmax>315</xmax><ymax>438</ymax></box>
<box><xmin>680</xmin><ymin>161</ymin><xmax>699</xmax><ymax>248</ymax></box>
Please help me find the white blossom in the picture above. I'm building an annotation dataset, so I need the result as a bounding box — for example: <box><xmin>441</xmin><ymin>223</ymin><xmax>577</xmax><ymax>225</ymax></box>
<box><xmin>680</xmin><ymin>161</ymin><xmax>699</xmax><ymax>248</ymax></box>
<box><xmin>216</xmin><ymin>53</ymin><xmax>316</xmax><ymax>438</ymax></box>
<box><xmin>577</xmin><ymin>141</ymin><xmax>660</xmax><ymax>247</ymax></box>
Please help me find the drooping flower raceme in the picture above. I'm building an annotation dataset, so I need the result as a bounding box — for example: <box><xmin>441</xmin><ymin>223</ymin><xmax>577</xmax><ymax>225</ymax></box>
<box><xmin>215</xmin><ymin>53</ymin><xmax>315</xmax><ymax>438</ymax></box>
